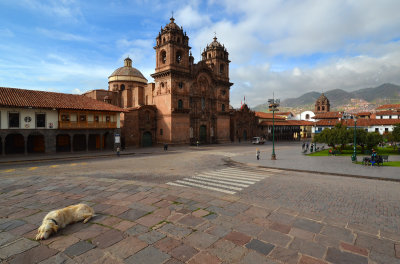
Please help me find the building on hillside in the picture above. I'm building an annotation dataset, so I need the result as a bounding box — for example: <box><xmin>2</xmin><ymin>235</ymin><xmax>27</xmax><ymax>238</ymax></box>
<box><xmin>230</xmin><ymin>104</ymin><xmax>258</xmax><ymax>142</ymax></box>
<box><xmin>315</xmin><ymin>93</ymin><xmax>330</xmax><ymax>113</ymax></box>
<box><xmin>0</xmin><ymin>87</ymin><xmax>124</xmax><ymax>155</ymax></box>
<box><xmin>376</xmin><ymin>104</ymin><xmax>400</xmax><ymax>111</ymax></box>
<box><xmin>85</xmin><ymin>17</ymin><xmax>232</xmax><ymax>147</ymax></box>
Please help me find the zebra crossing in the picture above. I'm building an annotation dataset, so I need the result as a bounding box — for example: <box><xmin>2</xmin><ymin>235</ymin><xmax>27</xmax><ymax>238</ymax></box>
<box><xmin>166</xmin><ymin>167</ymin><xmax>281</xmax><ymax>194</ymax></box>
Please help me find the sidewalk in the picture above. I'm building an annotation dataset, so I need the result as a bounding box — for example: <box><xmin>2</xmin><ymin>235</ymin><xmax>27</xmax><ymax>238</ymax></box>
<box><xmin>231</xmin><ymin>143</ymin><xmax>400</xmax><ymax>182</ymax></box>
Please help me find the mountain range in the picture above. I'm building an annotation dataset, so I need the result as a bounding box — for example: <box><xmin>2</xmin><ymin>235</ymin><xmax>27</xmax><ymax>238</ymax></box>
<box><xmin>253</xmin><ymin>83</ymin><xmax>400</xmax><ymax>112</ymax></box>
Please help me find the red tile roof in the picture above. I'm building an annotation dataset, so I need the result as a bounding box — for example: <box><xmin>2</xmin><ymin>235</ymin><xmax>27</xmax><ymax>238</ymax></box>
<box><xmin>356</xmin><ymin>112</ymin><xmax>371</xmax><ymax>116</ymax></box>
<box><xmin>0</xmin><ymin>87</ymin><xmax>124</xmax><ymax>112</ymax></box>
<box><xmin>375</xmin><ymin>110</ymin><xmax>400</xmax><ymax>116</ymax></box>
<box><xmin>315</xmin><ymin>119</ymin><xmax>400</xmax><ymax>127</ymax></box>
<box><xmin>313</xmin><ymin>112</ymin><xmax>342</xmax><ymax>119</ymax></box>
<box><xmin>376</xmin><ymin>104</ymin><xmax>400</xmax><ymax>110</ymax></box>
<box><xmin>255</xmin><ymin>112</ymin><xmax>286</xmax><ymax>120</ymax></box>
<box><xmin>259</xmin><ymin>120</ymin><xmax>314</xmax><ymax>126</ymax></box>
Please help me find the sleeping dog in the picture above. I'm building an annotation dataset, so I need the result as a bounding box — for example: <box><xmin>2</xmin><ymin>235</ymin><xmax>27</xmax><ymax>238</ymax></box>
<box><xmin>35</xmin><ymin>203</ymin><xmax>94</xmax><ymax>240</ymax></box>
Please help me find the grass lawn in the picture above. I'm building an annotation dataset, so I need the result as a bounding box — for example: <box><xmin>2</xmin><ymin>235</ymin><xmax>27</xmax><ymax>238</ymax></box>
<box><xmin>355</xmin><ymin>161</ymin><xmax>400</xmax><ymax>167</ymax></box>
<box><xmin>308</xmin><ymin>146</ymin><xmax>400</xmax><ymax>156</ymax></box>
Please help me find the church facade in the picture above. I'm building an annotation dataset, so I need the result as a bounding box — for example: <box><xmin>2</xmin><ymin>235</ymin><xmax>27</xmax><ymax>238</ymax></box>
<box><xmin>85</xmin><ymin>17</ymin><xmax>232</xmax><ymax>147</ymax></box>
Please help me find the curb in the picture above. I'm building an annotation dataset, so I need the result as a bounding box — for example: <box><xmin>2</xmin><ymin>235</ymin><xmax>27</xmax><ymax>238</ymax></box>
<box><xmin>227</xmin><ymin>158</ymin><xmax>400</xmax><ymax>183</ymax></box>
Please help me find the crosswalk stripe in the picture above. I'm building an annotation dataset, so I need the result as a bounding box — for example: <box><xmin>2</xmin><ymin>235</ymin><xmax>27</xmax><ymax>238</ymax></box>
<box><xmin>193</xmin><ymin>174</ymin><xmax>257</xmax><ymax>185</ymax></box>
<box><xmin>175</xmin><ymin>180</ymin><xmax>236</xmax><ymax>194</ymax></box>
<box><xmin>50</xmin><ymin>165</ymin><xmax>59</xmax><ymax>168</ymax></box>
<box><xmin>28</xmin><ymin>167</ymin><xmax>38</xmax><ymax>171</ymax></box>
<box><xmin>200</xmin><ymin>171</ymin><xmax>264</xmax><ymax>180</ymax></box>
<box><xmin>219</xmin><ymin>169</ymin><xmax>268</xmax><ymax>177</ymax></box>
<box><xmin>167</xmin><ymin>167</ymin><xmax>272</xmax><ymax>195</ymax></box>
<box><xmin>182</xmin><ymin>178</ymin><xmax>243</xmax><ymax>191</ymax></box>
<box><xmin>70</xmin><ymin>163</ymin><xmax>77</xmax><ymax>166</ymax></box>
<box><xmin>4</xmin><ymin>169</ymin><xmax>15</xmax><ymax>173</ymax></box>
<box><xmin>191</xmin><ymin>176</ymin><xmax>250</xmax><ymax>187</ymax></box>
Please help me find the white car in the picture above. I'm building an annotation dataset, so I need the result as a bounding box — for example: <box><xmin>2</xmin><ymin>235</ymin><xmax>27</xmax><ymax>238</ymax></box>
<box><xmin>252</xmin><ymin>137</ymin><xmax>265</xmax><ymax>144</ymax></box>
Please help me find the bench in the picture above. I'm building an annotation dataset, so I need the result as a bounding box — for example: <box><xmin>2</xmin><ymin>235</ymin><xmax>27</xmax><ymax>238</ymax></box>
<box><xmin>363</xmin><ymin>155</ymin><xmax>384</xmax><ymax>166</ymax></box>
<box><xmin>381</xmin><ymin>155</ymin><xmax>389</xmax><ymax>162</ymax></box>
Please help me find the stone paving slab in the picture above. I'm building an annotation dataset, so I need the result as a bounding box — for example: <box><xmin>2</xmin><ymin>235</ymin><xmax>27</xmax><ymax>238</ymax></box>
<box><xmin>1</xmin><ymin>172</ymin><xmax>400</xmax><ymax>264</ymax></box>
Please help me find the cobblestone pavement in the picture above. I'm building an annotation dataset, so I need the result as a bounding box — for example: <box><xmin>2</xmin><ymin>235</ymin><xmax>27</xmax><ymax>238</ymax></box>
<box><xmin>1</xmin><ymin>146</ymin><xmax>400</xmax><ymax>263</ymax></box>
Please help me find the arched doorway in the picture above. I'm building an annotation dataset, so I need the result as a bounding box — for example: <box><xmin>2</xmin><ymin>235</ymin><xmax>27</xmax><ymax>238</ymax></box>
<box><xmin>27</xmin><ymin>133</ymin><xmax>45</xmax><ymax>153</ymax></box>
<box><xmin>56</xmin><ymin>134</ymin><xmax>71</xmax><ymax>152</ymax></box>
<box><xmin>243</xmin><ymin>130</ymin><xmax>247</xmax><ymax>141</ymax></box>
<box><xmin>88</xmin><ymin>134</ymin><xmax>100</xmax><ymax>151</ymax></box>
<box><xmin>5</xmin><ymin>134</ymin><xmax>24</xmax><ymax>154</ymax></box>
<box><xmin>199</xmin><ymin>125</ymin><xmax>207</xmax><ymax>143</ymax></box>
<box><xmin>142</xmin><ymin>131</ymin><xmax>152</xmax><ymax>147</ymax></box>
<box><xmin>73</xmin><ymin>134</ymin><xmax>86</xmax><ymax>151</ymax></box>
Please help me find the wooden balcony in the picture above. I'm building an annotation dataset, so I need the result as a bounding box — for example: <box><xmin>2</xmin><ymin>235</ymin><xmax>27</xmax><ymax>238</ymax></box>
<box><xmin>59</xmin><ymin>121</ymin><xmax>117</xmax><ymax>129</ymax></box>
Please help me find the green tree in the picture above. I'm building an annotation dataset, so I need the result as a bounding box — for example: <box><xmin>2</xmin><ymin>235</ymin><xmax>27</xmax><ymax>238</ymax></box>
<box><xmin>365</xmin><ymin>132</ymin><xmax>383</xmax><ymax>150</ymax></box>
<box><xmin>393</xmin><ymin>123</ymin><xmax>400</xmax><ymax>142</ymax></box>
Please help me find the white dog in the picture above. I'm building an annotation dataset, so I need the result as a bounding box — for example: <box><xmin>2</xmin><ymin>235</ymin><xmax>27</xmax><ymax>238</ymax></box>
<box><xmin>35</xmin><ymin>203</ymin><xmax>95</xmax><ymax>240</ymax></box>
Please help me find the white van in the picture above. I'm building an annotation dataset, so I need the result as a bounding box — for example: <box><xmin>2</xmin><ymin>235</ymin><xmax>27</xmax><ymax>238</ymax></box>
<box><xmin>252</xmin><ymin>137</ymin><xmax>265</xmax><ymax>144</ymax></box>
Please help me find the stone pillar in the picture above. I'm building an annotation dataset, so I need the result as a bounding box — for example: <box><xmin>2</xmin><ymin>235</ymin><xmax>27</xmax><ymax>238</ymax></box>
<box><xmin>1</xmin><ymin>136</ymin><xmax>5</xmax><ymax>156</ymax></box>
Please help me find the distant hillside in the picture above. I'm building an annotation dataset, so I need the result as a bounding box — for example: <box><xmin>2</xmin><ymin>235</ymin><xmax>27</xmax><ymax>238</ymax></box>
<box><xmin>253</xmin><ymin>83</ymin><xmax>400</xmax><ymax>111</ymax></box>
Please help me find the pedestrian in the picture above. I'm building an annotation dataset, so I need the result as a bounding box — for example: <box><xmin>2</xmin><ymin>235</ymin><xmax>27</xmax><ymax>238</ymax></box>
<box><xmin>256</xmin><ymin>148</ymin><xmax>260</xmax><ymax>160</ymax></box>
<box><xmin>302</xmin><ymin>142</ymin><xmax>305</xmax><ymax>150</ymax></box>
<box><xmin>116</xmin><ymin>146</ymin><xmax>120</xmax><ymax>157</ymax></box>
<box><xmin>196</xmin><ymin>140</ymin><xmax>199</xmax><ymax>147</ymax></box>
<box><xmin>306</xmin><ymin>142</ymin><xmax>309</xmax><ymax>150</ymax></box>
<box><xmin>163</xmin><ymin>143</ymin><xmax>168</xmax><ymax>151</ymax></box>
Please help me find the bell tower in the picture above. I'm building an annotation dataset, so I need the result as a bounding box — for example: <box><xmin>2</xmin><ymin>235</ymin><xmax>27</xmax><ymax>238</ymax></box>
<box><xmin>153</xmin><ymin>17</ymin><xmax>191</xmax><ymax>74</ymax></box>
<box><xmin>201</xmin><ymin>36</ymin><xmax>230</xmax><ymax>81</ymax></box>
<box><xmin>151</xmin><ymin>17</ymin><xmax>192</xmax><ymax>144</ymax></box>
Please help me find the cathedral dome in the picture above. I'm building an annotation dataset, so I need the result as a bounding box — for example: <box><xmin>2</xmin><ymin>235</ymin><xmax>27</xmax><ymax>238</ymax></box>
<box><xmin>108</xmin><ymin>58</ymin><xmax>148</xmax><ymax>84</ymax></box>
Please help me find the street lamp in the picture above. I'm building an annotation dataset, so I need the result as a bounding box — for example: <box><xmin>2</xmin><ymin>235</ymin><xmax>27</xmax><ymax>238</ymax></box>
<box><xmin>268</xmin><ymin>97</ymin><xmax>280</xmax><ymax>160</ymax></box>
<box><xmin>351</xmin><ymin>115</ymin><xmax>358</xmax><ymax>162</ymax></box>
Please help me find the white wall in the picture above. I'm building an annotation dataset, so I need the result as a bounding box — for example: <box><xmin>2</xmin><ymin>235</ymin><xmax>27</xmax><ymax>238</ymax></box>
<box><xmin>0</xmin><ymin>107</ymin><xmax>58</xmax><ymax>129</ymax></box>
<box><xmin>300</xmin><ymin>111</ymin><xmax>315</xmax><ymax>121</ymax></box>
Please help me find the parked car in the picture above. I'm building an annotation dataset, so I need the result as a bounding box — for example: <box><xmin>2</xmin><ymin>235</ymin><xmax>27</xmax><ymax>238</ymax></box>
<box><xmin>252</xmin><ymin>137</ymin><xmax>265</xmax><ymax>144</ymax></box>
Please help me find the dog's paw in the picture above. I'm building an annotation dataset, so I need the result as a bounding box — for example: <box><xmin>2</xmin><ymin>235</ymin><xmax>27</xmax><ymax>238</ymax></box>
<box><xmin>35</xmin><ymin>233</ymin><xmax>43</xmax><ymax>240</ymax></box>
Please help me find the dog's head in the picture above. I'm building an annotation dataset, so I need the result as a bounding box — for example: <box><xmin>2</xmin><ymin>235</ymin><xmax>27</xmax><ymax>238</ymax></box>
<box><xmin>36</xmin><ymin>220</ymin><xmax>58</xmax><ymax>240</ymax></box>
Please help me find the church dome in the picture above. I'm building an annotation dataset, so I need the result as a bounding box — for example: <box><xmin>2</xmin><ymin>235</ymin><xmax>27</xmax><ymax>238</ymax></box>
<box><xmin>108</xmin><ymin>57</ymin><xmax>148</xmax><ymax>84</ymax></box>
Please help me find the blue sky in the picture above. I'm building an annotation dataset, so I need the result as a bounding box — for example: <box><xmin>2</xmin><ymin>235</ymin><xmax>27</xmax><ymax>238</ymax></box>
<box><xmin>1</xmin><ymin>0</ymin><xmax>400</xmax><ymax>108</ymax></box>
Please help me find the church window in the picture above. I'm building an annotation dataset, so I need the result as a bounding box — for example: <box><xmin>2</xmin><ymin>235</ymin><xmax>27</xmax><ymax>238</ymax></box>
<box><xmin>163</xmin><ymin>37</ymin><xmax>166</xmax><ymax>43</ymax></box>
<box><xmin>120</xmin><ymin>84</ymin><xmax>125</xmax><ymax>91</ymax></box>
<box><xmin>305</xmin><ymin>114</ymin><xmax>310</xmax><ymax>119</ymax></box>
<box><xmin>222</xmin><ymin>104</ymin><xmax>225</xmax><ymax>112</ymax></box>
<box><xmin>178</xmin><ymin>99</ymin><xmax>183</xmax><ymax>110</ymax></box>
<box><xmin>221</xmin><ymin>90</ymin><xmax>226</xmax><ymax>95</ymax></box>
<box><xmin>160</xmin><ymin>50</ymin><xmax>167</xmax><ymax>64</ymax></box>
<box><xmin>322</xmin><ymin>106</ymin><xmax>325</xmax><ymax>111</ymax></box>
<box><xmin>317</xmin><ymin>106</ymin><xmax>320</xmax><ymax>111</ymax></box>
<box><xmin>201</xmin><ymin>97</ymin><xmax>205</xmax><ymax>110</ymax></box>
<box><xmin>176</xmin><ymin>50</ymin><xmax>182</xmax><ymax>63</ymax></box>
<box><xmin>178</xmin><ymin>82</ymin><xmax>183</xmax><ymax>89</ymax></box>
<box><xmin>208</xmin><ymin>53</ymin><xmax>211</xmax><ymax>59</ymax></box>
<box><xmin>220</xmin><ymin>64</ymin><xmax>224</xmax><ymax>74</ymax></box>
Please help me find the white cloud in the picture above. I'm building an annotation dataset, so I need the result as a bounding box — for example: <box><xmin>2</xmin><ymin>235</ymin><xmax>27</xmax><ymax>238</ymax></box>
<box><xmin>37</xmin><ymin>28</ymin><xmax>90</xmax><ymax>42</ymax></box>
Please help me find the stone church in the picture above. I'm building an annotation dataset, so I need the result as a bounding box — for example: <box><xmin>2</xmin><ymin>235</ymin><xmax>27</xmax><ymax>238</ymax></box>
<box><xmin>85</xmin><ymin>17</ymin><xmax>232</xmax><ymax>147</ymax></box>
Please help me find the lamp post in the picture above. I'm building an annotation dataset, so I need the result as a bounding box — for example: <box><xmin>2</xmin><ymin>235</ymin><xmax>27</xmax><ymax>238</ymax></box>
<box><xmin>351</xmin><ymin>115</ymin><xmax>358</xmax><ymax>162</ymax></box>
<box><xmin>268</xmin><ymin>97</ymin><xmax>280</xmax><ymax>160</ymax></box>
